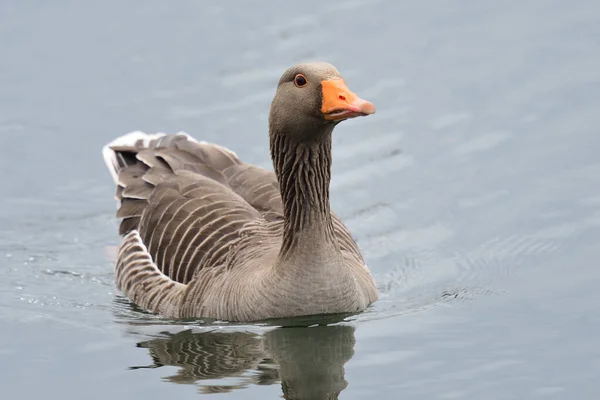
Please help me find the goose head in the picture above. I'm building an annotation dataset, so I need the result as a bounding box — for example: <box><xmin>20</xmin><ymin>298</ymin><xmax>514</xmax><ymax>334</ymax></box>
<box><xmin>269</xmin><ymin>62</ymin><xmax>375</xmax><ymax>142</ymax></box>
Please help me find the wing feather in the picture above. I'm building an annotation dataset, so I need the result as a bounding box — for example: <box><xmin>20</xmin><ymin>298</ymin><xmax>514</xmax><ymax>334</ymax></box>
<box><xmin>104</xmin><ymin>133</ymin><xmax>269</xmax><ymax>285</ymax></box>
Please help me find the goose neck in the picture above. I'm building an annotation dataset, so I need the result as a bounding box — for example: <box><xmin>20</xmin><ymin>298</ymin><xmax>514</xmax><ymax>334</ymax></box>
<box><xmin>269</xmin><ymin>126</ymin><xmax>337</xmax><ymax>257</ymax></box>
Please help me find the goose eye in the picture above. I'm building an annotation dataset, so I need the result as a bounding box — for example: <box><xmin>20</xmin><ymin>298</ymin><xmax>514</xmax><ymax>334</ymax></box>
<box><xmin>294</xmin><ymin>74</ymin><xmax>308</xmax><ymax>88</ymax></box>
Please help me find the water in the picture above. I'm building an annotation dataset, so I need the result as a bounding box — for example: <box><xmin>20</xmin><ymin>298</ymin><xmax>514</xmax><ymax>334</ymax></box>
<box><xmin>1</xmin><ymin>0</ymin><xmax>600</xmax><ymax>398</ymax></box>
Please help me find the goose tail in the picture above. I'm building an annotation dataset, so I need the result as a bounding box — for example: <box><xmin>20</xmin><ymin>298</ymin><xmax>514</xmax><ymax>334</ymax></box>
<box><xmin>101</xmin><ymin>131</ymin><xmax>166</xmax><ymax>184</ymax></box>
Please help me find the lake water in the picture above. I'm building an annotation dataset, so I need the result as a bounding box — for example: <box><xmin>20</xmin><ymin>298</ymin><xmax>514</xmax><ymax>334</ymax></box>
<box><xmin>1</xmin><ymin>1</ymin><xmax>600</xmax><ymax>399</ymax></box>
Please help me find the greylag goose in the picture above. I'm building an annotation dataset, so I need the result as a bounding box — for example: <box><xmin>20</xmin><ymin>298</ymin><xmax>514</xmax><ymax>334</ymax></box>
<box><xmin>102</xmin><ymin>62</ymin><xmax>378</xmax><ymax>322</ymax></box>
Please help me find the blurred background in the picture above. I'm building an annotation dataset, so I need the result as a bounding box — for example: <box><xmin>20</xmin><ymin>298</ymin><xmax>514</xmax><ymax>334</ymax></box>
<box><xmin>1</xmin><ymin>1</ymin><xmax>600</xmax><ymax>399</ymax></box>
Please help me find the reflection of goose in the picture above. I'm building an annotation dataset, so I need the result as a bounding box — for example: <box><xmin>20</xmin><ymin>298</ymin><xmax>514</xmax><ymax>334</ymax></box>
<box><xmin>101</xmin><ymin>62</ymin><xmax>378</xmax><ymax>321</ymax></box>
<box><xmin>131</xmin><ymin>325</ymin><xmax>356</xmax><ymax>399</ymax></box>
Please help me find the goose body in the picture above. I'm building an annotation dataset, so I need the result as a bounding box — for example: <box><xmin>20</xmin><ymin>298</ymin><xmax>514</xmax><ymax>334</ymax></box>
<box><xmin>102</xmin><ymin>62</ymin><xmax>378</xmax><ymax>321</ymax></box>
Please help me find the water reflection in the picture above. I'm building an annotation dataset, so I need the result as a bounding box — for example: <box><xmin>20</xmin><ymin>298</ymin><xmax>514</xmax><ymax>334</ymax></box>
<box><xmin>131</xmin><ymin>325</ymin><xmax>356</xmax><ymax>399</ymax></box>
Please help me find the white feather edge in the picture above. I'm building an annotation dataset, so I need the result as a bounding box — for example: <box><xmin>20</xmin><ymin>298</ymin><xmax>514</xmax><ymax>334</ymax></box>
<box><xmin>122</xmin><ymin>229</ymin><xmax>182</xmax><ymax>285</ymax></box>
<box><xmin>101</xmin><ymin>130</ymin><xmax>239</xmax><ymax>185</ymax></box>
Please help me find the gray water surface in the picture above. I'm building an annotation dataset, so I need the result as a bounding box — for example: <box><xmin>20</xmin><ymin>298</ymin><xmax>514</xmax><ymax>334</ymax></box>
<box><xmin>1</xmin><ymin>1</ymin><xmax>600</xmax><ymax>399</ymax></box>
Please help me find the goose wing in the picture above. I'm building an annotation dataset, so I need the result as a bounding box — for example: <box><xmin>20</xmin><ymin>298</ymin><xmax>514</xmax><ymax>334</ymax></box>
<box><xmin>103</xmin><ymin>132</ymin><xmax>281</xmax><ymax>285</ymax></box>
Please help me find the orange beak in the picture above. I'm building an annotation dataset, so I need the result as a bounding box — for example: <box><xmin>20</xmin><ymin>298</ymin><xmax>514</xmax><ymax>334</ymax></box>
<box><xmin>321</xmin><ymin>79</ymin><xmax>375</xmax><ymax>121</ymax></box>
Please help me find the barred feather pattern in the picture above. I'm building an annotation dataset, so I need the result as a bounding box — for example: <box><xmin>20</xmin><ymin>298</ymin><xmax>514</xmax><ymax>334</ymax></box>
<box><xmin>115</xmin><ymin>230</ymin><xmax>186</xmax><ymax>317</ymax></box>
<box><xmin>103</xmin><ymin>131</ymin><xmax>377</xmax><ymax>320</ymax></box>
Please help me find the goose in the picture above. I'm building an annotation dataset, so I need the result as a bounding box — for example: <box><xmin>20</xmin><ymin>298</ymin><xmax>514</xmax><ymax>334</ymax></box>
<box><xmin>102</xmin><ymin>62</ymin><xmax>379</xmax><ymax>322</ymax></box>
